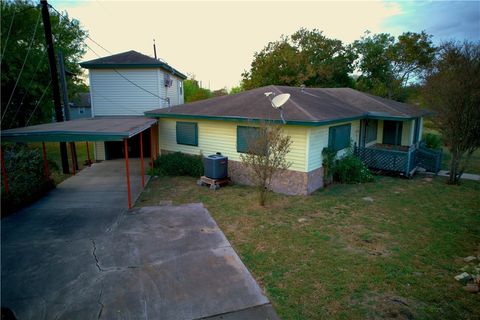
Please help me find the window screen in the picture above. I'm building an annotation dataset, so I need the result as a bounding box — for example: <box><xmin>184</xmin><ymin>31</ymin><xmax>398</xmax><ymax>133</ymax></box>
<box><xmin>365</xmin><ymin>120</ymin><xmax>378</xmax><ymax>143</ymax></box>
<box><xmin>328</xmin><ymin>124</ymin><xmax>351</xmax><ymax>152</ymax></box>
<box><xmin>176</xmin><ymin>122</ymin><xmax>198</xmax><ymax>146</ymax></box>
<box><xmin>237</xmin><ymin>126</ymin><xmax>261</xmax><ymax>153</ymax></box>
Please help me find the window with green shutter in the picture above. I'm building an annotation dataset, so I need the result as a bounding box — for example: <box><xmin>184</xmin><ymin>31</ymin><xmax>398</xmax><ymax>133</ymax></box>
<box><xmin>176</xmin><ymin>122</ymin><xmax>198</xmax><ymax>146</ymax></box>
<box><xmin>328</xmin><ymin>124</ymin><xmax>351</xmax><ymax>152</ymax></box>
<box><xmin>365</xmin><ymin>120</ymin><xmax>378</xmax><ymax>143</ymax></box>
<box><xmin>237</xmin><ymin>126</ymin><xmax>261</xmax><ymax>153</ymax></box>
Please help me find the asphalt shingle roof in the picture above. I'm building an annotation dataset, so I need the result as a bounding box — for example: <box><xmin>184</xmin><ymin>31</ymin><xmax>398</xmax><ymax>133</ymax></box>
<box><xmin>80</xmin><ymin>50</ymin><xmax>187</xmax><ymax>79</ymax></box>
<box><xmin>145</xmin><ymin>85</ymin><xmax>429</xmax><ymax>125</ymax></box>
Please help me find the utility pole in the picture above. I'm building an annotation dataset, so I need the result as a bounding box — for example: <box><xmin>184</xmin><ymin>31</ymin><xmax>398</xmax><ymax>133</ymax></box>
<box><xmin>58</xmin><ymin>51</ymin><xmax>78</xmax><ymax>169</ymax></box>
<box><xmin>41</xmin><ymin>0</ymin><xmax>69</xmax><ymax>174</ymax></box>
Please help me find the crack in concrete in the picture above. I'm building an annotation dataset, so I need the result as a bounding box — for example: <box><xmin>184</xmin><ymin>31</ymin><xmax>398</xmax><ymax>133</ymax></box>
<box><xmin>91</xmin><ymin>240</ymin><xmax>104</xmax><ymax>272</ymax></box>
<box><xmin>97</xmin><ymin>282</ymin><xmax>104</xmax><ymax>320</ymax></box>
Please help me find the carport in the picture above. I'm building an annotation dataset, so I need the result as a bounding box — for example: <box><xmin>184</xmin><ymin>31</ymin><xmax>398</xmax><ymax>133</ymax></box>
<box><xmin>1</xmin><ymin>116</ymin><xmax>158</xmax><ymax>208</ymax></box>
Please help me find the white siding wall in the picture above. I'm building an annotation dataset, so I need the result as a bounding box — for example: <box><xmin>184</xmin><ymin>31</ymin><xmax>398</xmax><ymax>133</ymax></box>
<box><xmin>90</xmin><ymin>68</ymin><xmax>184</xmax><ymax>116</ymax></box>
<box><xmin>307</xmin><ymin>120</ymin><xmax>361</xmax><ymax>171</ymax></box>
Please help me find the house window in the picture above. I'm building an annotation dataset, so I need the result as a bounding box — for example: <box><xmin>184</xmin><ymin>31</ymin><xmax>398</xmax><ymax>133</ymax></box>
<box><xmin>176</xmin><ymin>122</ymin><xmax>198</xmax><ymax>146</ymax></box>
<box><xmin>179</xmin><ymin>81</ymin><xmax>183</xmax><ymax>95</ymax></box>
<box><xmin>237</xmin><ymin>126</ymin><xmax>263</xmax><ymax>154</ymax></box>
<box><xmin>328</xmin><ymin>123</ymin><xmax>351</xmax><ymax>152</ymax></box>
<box><xmin>365</xmin><ymin>120</ymin><xmax>378</xmax><ymax>143</ymax></box>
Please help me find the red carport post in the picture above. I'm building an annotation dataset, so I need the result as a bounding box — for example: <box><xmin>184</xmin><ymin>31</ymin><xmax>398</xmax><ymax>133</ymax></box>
<box><xmin>155</xmin><ymin>125</ymin><xmax>159</xmax><ymax>159</ymax></box>
<box><xmin>69</xmin><ymin>142</ymin><xmax>76</xmax><ymax>175</ymax></box>
<box><xmin>124</xmin><ymin>138</ymin><xmax>132</xmax><ymax>209</ymax></box>
<box><xmin>42</xmin><ymin>142</ymin><xmax>49</xmax><ymax>178</ymax></box>
<box><xmin>1</xmin><ymin>147</ymin><xmax>9</xmax><ymax>194</ymax></box>
<box><xmin>140</xmin><ymin>131</ymin><xmax>145</xmax><ymax>189</ymax></box>
<box><xmin>86</xmin><ymin>141</ymin><xmax>91</xmax><ymax>165</ymax></box>
<box><xmin>149</xmin><ymin>126</ymin><xmax>154</xmax><ymax>171</ymax></box>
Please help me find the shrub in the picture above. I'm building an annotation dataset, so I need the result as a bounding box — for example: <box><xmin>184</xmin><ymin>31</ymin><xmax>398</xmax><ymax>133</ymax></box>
<box><xmin>1</xmin><ymin>144</ymin><xmax>55</xmax><ymax>216</ymax></box>
<box><xmin>322</xmin><ymin>147</ymin><xmax>337</xmax><ymax>185</ymax></box>
<box><xmin>153</xmin><ymin>152</ymin><xmax>203</xmax><ymax>177</ymax></box>
<box><xmin>423</xmin><ymin>133</ymin><xmax>442</xmax><ymax>149</ymax></box>
<box><xmin>334</xmin><ymin>154</ymin><xmax>374</xmax><ymax>184</ymax></box>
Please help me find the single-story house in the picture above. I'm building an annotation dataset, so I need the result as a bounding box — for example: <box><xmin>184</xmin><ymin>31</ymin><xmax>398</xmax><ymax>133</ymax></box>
<box><xmin>145</xmin><ymin>85</ymin><xmax>430</xmax><ymax>195</ymax></box>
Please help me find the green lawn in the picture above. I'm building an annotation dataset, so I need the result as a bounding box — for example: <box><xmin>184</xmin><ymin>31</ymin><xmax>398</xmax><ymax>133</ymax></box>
<box><xmin>28</xmin><ymin>142</ymin><xmax>90</xmax><ymax>184</ymax></box>
<box><xmin>137</xmin><ymin>175</ymin><xmax>480</xmax><ymax>320</ymax></box>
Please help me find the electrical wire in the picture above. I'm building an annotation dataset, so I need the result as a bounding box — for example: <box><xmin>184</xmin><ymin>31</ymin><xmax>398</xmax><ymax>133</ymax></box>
<box><xmin>25</xmin><ymin>80</ymin><xmax>52</xmax><ymax>126</ymax></box>
<box><xmin>1</xmin><ymin>6</ymin><xmax>16</xmax><ymax>64</ymax></box>
<box><xmin>2</xmin><ymin>11</ymin><xmax>42</xmax><ymax>122</ymax></box>
<box><xmin>9</xmin><ymin>52</ymin><xmax>47</xmax><ymax>128</ymax></box>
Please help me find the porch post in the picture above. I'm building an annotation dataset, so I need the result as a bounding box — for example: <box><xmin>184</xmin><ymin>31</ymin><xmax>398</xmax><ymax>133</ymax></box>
<box><xmin>1</xmin><ymin>147</ymin><xmax>9</xmax><ymax>194</ymax></box>
<box><xmin>86</xmin><ymin>141</ymin><xmax>91</xmax><ymax>165</ymax></box>
<box><xmin>42</xmin><ymin>142</ymin><xmax>49</xmax><ymax>178</ymax></box>
<box><xmin>124</xmin><ymin>138</ymin><xmax>132</xmax><ymax>209</ymax></box>
<box><xmin>155</xmin><ymin>124</ymin><xmax>159</xmax><ymax>159</ymax></box>
<box><xmin>150</xmin><ymin>126</ymin><xmax>154</xmax><ymax>171</ymax></box>
<box><xmin>69</xmin><ymin>142</ymin><xmax>76</xmax><ymax>175</ymax></box>
<box><xmin>140</xmin><ymin>131</ymin><xmax>145</xmax><ymax>189</ymax></box>
<box><xmin>394</xmin><ymin>122</ymin><xmax>399</xmax><ymax>150</ymax></box>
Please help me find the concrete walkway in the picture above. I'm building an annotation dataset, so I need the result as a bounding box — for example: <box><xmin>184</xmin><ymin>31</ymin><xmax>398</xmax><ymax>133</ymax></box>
<box><xmin>436</xmin><ymin>170</ymin><xmax>480</xmax><ymax>181</ymax></box>
<box><xmin>1</xmin><ymin>160</ymin><xmax>277</xmax><ymax>319</ymax></box>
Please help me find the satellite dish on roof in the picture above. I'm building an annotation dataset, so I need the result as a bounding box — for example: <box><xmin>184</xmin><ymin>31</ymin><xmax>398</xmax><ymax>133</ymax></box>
<box><xmin>271</xmin><ymin>93</ymin><xmax>290</xmax><ymax>109</ymax></box>
<box><xmin>264</xmin><ymin>92</ymin><xmax>291</xmax><ymax>124</ymax></box>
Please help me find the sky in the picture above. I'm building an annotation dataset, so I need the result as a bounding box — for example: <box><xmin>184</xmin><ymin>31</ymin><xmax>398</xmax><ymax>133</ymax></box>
<box><xmin>51</xmin><ymin>0</ymin><xmax>480</xmax><ymax>90</ymax></box>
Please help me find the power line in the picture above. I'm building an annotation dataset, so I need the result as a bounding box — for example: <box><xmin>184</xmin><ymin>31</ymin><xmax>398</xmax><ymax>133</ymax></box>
<box><xmin>49</xmin><ymin>4</ymin><xmax>173</xmax><ymax>106</ymax></box>
<box><xmin>9</xmin><ymin>52</ymin><xmax>47</xmax><ymax>128</ymax></box>
<box><xmin>25</xmin><ymin>80</ymin><xmax>52</xmax><ymax>126</ymax></box>
<box><xmin>2</xmin><ymin>11</ymin><xmax>42</xmax><ymax>122</ymax></box>
<box><xmin>1</xmin><ymin>6</ymin><xmax>16</xmax><ymax>63</ymax></box>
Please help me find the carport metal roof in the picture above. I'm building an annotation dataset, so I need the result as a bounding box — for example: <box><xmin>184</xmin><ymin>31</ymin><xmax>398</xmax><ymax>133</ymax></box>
<box><xmin>1</xmin><ymin>116</ymin><xmax>157</xmax><ymax>142</ymax></box>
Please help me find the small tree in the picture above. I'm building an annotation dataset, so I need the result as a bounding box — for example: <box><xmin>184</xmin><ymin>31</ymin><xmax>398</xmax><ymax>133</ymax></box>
<box><xmin>240</xmin><ymin>124</ymin><xmax>292</xmax><ymax>206</ymax></box>
<box><xmin>422</xmin><ymin>41</ymin><xmax>480</xmax><ymax>184</ymax></box>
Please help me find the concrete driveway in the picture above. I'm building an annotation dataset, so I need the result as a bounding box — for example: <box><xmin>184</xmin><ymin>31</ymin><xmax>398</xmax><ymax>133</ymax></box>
<box><xmin>1</xmin><ymin>160</ymin><xmax>277</xmax><ymax>319</ymax></box>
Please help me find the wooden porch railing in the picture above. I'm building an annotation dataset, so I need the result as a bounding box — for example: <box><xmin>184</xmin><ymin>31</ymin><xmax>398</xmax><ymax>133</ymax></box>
<box><xmin>354</xmin><ymin>143</ymin><xmax>442</xmax><ymax>177</ymax></box>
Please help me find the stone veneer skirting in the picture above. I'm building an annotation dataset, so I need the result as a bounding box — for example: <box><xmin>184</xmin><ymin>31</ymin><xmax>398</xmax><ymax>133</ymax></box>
<box><xmin>160</xmin><ymin>149</ymin><xmax>324</xmax><ymax>195</ymax></box>
<box><xmin>228</xmin><ymin>160</ymin><xmax>323</xmax><ymax>196</ymax></box>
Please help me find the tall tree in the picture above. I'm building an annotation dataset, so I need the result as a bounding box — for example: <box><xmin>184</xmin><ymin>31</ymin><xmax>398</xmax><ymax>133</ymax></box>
<box><xmin>183</xmin><ymin>78</ymin><xmax>213</xmax><ymax>103</ymax></box>
<box><xmin>422</xmin><ymin>41</ymin><xmax>480</xmax><ymax>184</ymax></box>
<box><xmin>1</xmin><ymin>0</ymin><xmax>87</xmax><ymax>128</ymax></box>
<box><xmin>353</xmin><ymin>31</ymin><xmax>436</xmax><ymax>101</ymax></box>
<box><xmin>242</xmin><ymin>28</ymin><xmax>356</xmax><ymax>90</ymax></box>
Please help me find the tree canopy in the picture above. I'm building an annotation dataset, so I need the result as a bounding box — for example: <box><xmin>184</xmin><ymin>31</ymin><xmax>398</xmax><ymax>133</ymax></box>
<box><xmin>1</xmin><ymin>0</ymin><xmax>87</xmax><ymax>128</ymax></box>
<box><xmin>422</xmin><ymin>41</ymin><xmax>480</xmax><ymax>183</ymax></box>
<box><xmin>241</xmin><ymin>28</ymin><xmax>356</xmax><ymax>90</ymax></box>
<box><xmin>183</xmin><ymin>78</ymin><xmax>213</xmax><ymax>103</ymax></box>
<box><xmin>241</xmin><ymin>28</ymin><xmax>436</xmax><ymax>103</ymax></box>
<box><xmin>353</xmin><ymin>31</ymin><xmax>436</xmax><ymax>101</ymax></box>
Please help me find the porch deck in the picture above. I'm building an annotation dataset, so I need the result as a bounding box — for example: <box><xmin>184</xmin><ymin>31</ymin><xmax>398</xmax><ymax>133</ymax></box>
<box><xmin>354</xmin><ymin>143</ymin><xmax>442</xmax><ymax>176</ymax></box>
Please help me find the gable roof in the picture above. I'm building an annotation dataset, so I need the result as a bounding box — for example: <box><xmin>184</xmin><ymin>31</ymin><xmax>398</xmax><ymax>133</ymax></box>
<box><xmin>80</xmin><ymin>50</ymin><xmax>187</xmax><ymax>79</ymax></box>
<box><xmin>145</xmin><ymin>85</ymin><xmax>429</xmax><ymax>126</ymax></box>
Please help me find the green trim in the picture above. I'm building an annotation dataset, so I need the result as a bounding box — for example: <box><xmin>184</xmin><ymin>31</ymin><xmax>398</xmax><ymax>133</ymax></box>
<box><xmin>80</xmin><ymin>63</ymin><xmax>187</xmax><ymax>79</ymax></box>
<box><xmin>1</xmin><ymin>133</ymin><xmax>125</xmax><ymax>142</ymax></box>
<box><xmin>144</xmin><ymin>112</ymin><xmax>418</xmax><ymax>127</ymax></box>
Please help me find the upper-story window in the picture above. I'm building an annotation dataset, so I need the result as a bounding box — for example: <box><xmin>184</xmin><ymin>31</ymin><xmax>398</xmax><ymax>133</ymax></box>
<box><xmin>179</xmin><ymin>81</ymin><xmax>183</xmax><ymax>95</ymax></box>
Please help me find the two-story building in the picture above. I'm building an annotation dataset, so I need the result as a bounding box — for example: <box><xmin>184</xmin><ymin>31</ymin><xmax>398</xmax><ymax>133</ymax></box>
<box><xmin>79</xmin><ymin>50</ymin><xmax>187</xmax><ymax>160</ymax></box>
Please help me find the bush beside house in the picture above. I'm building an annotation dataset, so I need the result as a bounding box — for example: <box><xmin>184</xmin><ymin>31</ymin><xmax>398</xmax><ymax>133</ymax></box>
<box><xmin>1</xmin><ymin>144</ymin><xmax>55</xmax><ymax>216</ymax></box>
<box><xmin>153</xmin><ymin>152</ymin><xmax>204</xmax><ymax>177</ymax></box>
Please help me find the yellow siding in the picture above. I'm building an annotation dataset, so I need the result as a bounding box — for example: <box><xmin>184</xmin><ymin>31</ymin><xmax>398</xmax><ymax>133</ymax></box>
<box><xmin>307</xmin><ymin>120</ymin><xmax>361</xmax><ymax>171</ymax></box>
<box><xmin>401</xmin><ymin>120</ymin><xmax>413</xmax><ymax>146</ymax></box>
<box><xmin>158</xmin><ymin>119</ymin><xmax>308</xmax><ymax>172</ymax></box>
<box><xmin>376</xmin><ymin>120</ymin><xmax>384</xmax><ymax>144</ymax></box>
<box><xmin>94</xmin><ymin>141</ymin><xmax>105</xmax><ymax>161</ymax></box>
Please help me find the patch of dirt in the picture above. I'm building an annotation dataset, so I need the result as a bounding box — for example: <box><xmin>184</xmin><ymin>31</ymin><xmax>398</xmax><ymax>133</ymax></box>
<box><xmin>354</xmin><ymin>292</ymin><xmax>423</xmax><ymax>320</ymax></box>
<box><xmin>338</xmin><ymin>225</ymin><xmax>393</xmax><ymax>257</ymax></box>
